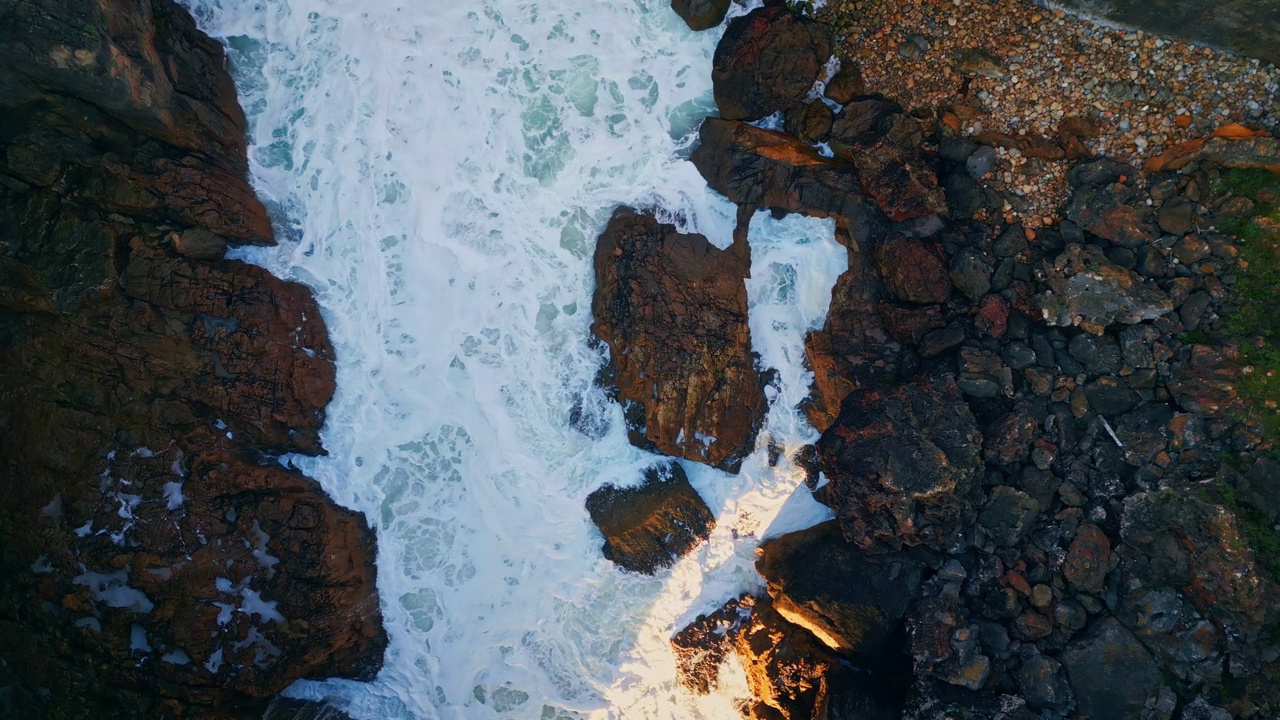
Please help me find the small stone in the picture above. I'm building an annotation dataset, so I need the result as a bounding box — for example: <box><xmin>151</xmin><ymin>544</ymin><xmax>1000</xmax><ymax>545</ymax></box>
<box><xmin>1030</xmin><ymin>584</ymin><xmax>1053</xmax><ymax>609</ymax></box>
<box><xmin>979</xmin><ymin>486</ymin><xmax>1040</xmax><ymax>546</ymax></box>
<box><xmin>1063</xmin><ymin>522</ymin><xmax>1110</xmax><ymax>593</ymax></box>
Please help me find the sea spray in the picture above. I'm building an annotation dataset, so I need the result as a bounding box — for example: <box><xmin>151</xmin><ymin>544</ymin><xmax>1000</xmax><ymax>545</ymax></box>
<box><xmin>184</xmin><ymin>0</ymin><xmax>840</xmax><ymax>716</ymax></box>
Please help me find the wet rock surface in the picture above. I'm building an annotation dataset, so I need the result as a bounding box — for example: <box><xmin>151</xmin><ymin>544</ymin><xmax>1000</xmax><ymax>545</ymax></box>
<box><xmin>591</xmin><ymin>206</ymin><xmax>767</xmax><ymax>473</ymax></box>
<box><xmin>0</xmin><ymin>0</ymin><xmax>386</xmax><ymax>716</ymax></box>
<box><xmin>586</xmin><ymin>462</ymin><xmax>715</xmax><ymax>574</ymax></box>
<box><xmin>711</xmin><ymin>5</ymin><xmax>832</xmax><ymax>122</ymax></box>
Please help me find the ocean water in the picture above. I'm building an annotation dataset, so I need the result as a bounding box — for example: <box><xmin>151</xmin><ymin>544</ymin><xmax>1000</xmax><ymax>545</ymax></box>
<box><xmin>183</xmin><ymin>1</ymin><xmax>845</xmax><ymax>717</ymax></box>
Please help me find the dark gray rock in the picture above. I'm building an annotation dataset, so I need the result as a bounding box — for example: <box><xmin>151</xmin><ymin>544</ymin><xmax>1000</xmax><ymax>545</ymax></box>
<box><xmin>1062</xmin><ymin>617</ymin><xmax>1163</xmax><ymax>720</ymax></box>
<box><xmin>949</xmin><ymin>247</ymin><xmax>992</xmax><ymax>301</ymax></box>
<box><xmin>671</xmin><ymin>0</ymin><xmax>730</xmax><ymax>31</ymax></box>
<box><xmin>1034</xmin><ymin>244</ymin><xmax>1174</xmax><ymax>335</ymax></box>
<box><xmin>979</xmin><ymin>486</ymin><xmax>1040</xmax><ymax>547</ymax></box>
<box><xmin>1085</xmin><ymin>376</ymin><xmax>1140</xmax><ymax>416</ymax></box>
<box><xmin>1158</xmin><ymin>197</ymin><xmax>1198</xmax><ymax>235</ymax></box>
<box><xmin>586</xmin><ymin>462</ymin><xmax>715</xmax><ymax>574</ymax></box>
<box><xmin>1018</xmin><ymin>653</ymin><xmax>1072</xmax><ymax>711</ymax></box>
<box><xmin>1068</xmin><ymin>333</ymin><xmax>1122</xmax><ymax>375</ymax></box>
<box><xmin>958</xmin><ymin>348</ymin><xmax>1012</xmax><ymax>399</ymax></box>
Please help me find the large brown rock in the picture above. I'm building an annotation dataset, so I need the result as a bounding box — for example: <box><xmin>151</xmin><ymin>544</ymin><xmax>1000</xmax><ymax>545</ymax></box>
<box><xmin>711</xmin><ymin>5</ymin><xmax>832</xmax><ymax>122</ymax></box>
<box><xmin>814</xmin><ymin>376</ymin><xmax>984</xmax><ymax>551</ymax></box>
<box><xmin>0</xmin><ymin>1</ymin><xmax>386</xmax><ymax>717</ymax></box>
<box><xmin>591</xmin><ymin>207</ymin><xmax>767</xmax><ymax>472</ymax></box>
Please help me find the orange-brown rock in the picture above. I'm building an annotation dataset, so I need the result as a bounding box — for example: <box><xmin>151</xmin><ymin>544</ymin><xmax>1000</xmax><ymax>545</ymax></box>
<box><xmin>591</xmin><ymin>207</ymin><xmax>766</xmax><ymax>472</ymax></box>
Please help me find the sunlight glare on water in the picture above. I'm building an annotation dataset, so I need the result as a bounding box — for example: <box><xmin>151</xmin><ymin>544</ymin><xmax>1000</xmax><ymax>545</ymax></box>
<box><xmin>183</xmin><ymin>0</ymin><xmax>844</xmax><ymax>717</ymax></box>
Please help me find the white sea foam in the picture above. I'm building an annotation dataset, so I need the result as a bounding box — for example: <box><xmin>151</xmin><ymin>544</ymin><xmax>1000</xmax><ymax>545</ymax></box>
<box><xmin>183</xmin><ymin>0</ymin><xmax>840</xmax><ymax>717</ymax></box>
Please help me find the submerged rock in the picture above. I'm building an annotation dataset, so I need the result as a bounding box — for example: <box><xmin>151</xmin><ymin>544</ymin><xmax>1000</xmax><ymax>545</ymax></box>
<box><xmin>814</xmin><ymin>376</ymin><xmax>984</xmax><ymax>551</ymax></box>
<box><xmin>586</xmin><ymin>462</ymin><xmax>715</xmax><ymax>575</ymax></box>
<box><xmin>711</xmin><ymin>5</ymin><xmax>832</xmax><ymax>122</ymax></box>
<box><xmin>591</xmin><ymin>207</ymin><xmax>767</xmax><ymax>472</ymax></box>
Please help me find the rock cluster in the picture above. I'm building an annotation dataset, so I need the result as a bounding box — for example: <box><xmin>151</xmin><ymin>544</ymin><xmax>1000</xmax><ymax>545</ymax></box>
<box><xmin>657</xmin><ymin>4</ymin><xmax>1280</xmax><ymax>719</ymax></box>
<box><xmin>0</xmin><ymin>1</ymin><xmax>385</xmax><ymax>716</ymax></box>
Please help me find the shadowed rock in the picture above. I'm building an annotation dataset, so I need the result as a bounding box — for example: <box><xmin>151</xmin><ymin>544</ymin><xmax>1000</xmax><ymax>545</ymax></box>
<box><xmin>671</xmin><ymin>0</ymin><xmax>730</xmax><ymax>31</ymax></box>
<box><xmin>756</xmin><ymin>521</ymin><xmax>924</xmax><ymax>654</ymax></box>
<box><xmin>591</xmin><ymin>207</ymin><xmax>766</xmax><ymax>472</ymax></box>
<box><xmin>711</xmin><ymin>5</ymin><xmax>832</xmax><ymax>122</ymax></box>
<box><xmin>814</xmin><ymin>376</ymin><xmax>984</xmax><ymax>551</ymax></box>
<box><xmin>1062</xmin><ymin>617</ymin><xmax>1163</xmax><ymax>719</ymax></box>
<box><xmin>586</xmin><ymin>462</ymin><xmax>715</xmax><ymax>574</ymax></box>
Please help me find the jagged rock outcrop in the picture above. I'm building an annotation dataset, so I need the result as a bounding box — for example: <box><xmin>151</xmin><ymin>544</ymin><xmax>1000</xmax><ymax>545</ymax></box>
<box><xmin>591</xmin><ymin>206</ymin><xmax>767</xmax><ymax>473</ymax></box>
<box><xmin>0</xmin><ymin>1</ymin><xmax>386</xmax><ymax>717</ymax></box>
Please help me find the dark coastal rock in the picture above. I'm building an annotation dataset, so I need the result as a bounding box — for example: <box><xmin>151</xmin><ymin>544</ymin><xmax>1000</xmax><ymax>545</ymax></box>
<box><xmin>586</xmin><ymin>462</ymin><xmax>715</xmax><ymax>574</ymax></box>
<box><xmin>1062</xmin><ymin>617</ymin><xmax>1164</xmax><ymax>719</ymax></box>
<box><xmin>591</xmin><ymin>207</ymin><xmax>766</xmax><ymax>472</ymax></box>
<box><xmin>0</xmin><ymin>1</ymin><xmax>386</xmax><ymax>715</ymax></box>
<box><xmin>756</xmin><ymin>521</ymin><xmax>924</xmax><ymax>654</ymax></box>
<box><xmin>827</xmin><ymin>99</ymin><xmax>948</xmax><ymax>222</ymax></box>
<box><xmin>803</xmin><ymin>227</ymin><xmax>892</xmax><ymax>432</ymax></box>
<box><xmin>874</xmin><ymin>235</ymin><xmax>951</xmax><ymax>305</ymax></box>
<box><xmin>814</xmin><ymin>376</ymin><xmax>983</xmax><ymax>551</ymax></box>
<box><xmin>734</xmin><ymin>596</ymin><xmax>843</xmax><ymax>720</ymax></box>
<box><xmin>1033</xmin><ymin>244</ymin><xmax>1174</xmax><ymax>334</ymax></box>
<box><xmin>1066</xmin><ymin>173</ymin><xmax>1157</xmax><ymax>248</ymax></box>
<box><xmin>1120</xmin><ymin>489</ymin><xmax>1277</xmax><ymax>642</ymax></box>
<box><xmin>671</xmin><ymin>0</ymin><xmax>730</xmax><ymax>31</ymax></box>
<box><xmin>691</xmin><ymin>118</ymin><xmax>891</xmax><ymax>234</ymax></box>
<box><xmin>711</xmin><ymin>5</ymin><xmax>832</xmax><ymax>122</ymax></box>
<box><xmin>978</xmin><ymin>487</ymin><xmax>1040</xmax><ymax>547</ymax></box>
<box><xmin>784</xmin><ymin>101</ymin><xmax>835</xmax><ymax>143</ymax></box>
<box><xmin>1062</xmin><ymin>522</ymin><xmax>1111</xmax><ymax>594</ymax></box>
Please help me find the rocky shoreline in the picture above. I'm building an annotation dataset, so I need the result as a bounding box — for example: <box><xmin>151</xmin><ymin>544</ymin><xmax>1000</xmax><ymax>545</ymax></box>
<box><xmin>587</xmin><ymin>1</ymin><xmax>1280</xmax><ymax>719</ymax></box>
<box><xmin>0</xmin><ymin>1</ymin><xmax>385</xmax><ymax>717</ymax></box>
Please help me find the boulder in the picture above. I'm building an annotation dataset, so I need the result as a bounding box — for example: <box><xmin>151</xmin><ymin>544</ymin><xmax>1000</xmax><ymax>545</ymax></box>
<box><xmin>591</xmin><ymin>207</ymin><xmax>766</xmax><ymax>472</ymax></box>
<box><xmin>756</xmin><ymin>521</ymin><xmax>925</xmax><ymax>654</ymax></box>
<box><xmin>586</xmin><ymin>462</ymin><xmax>715</xmax><ymax>574</ymax></box>
<box><xmin>670</xmin><ymin>0</ymin><xmax>730</xmax><ymax>31</ymax></box>
<box><xmin>1033</xmin><ymin>244</ymin><xmax>1173</xmax><ymax>334</ymax></box>
<box><xmin>814</xmin><ymin>376</ymin><xmax>984</xmax><ymax>551</ymax></box>
<box><xmin>978</xmin><ymin>487</ymin><xmax>1040</xmax><ymax>547</ymax></box>
<box><xmin>1167</xmin><ymin>344</ymin><xmax>1242</xmax><ymax>418</ymax></box>
<box><xmin>1062</xmin><ymin>617</ymin><xmax>1163</xmax><ymax>719</ymax></box>
<box><xmin>711</xmin><ymin>5</ymin><xmax>832</xmax><ymax>121</ymax></box>
<box><xmin>671</xmin><ymin>594</ymin><xmax>755</xmax><ymax>694</ymax></box>
<box><xmin>734</xmin><ymin>596</ymin><xmax>841</xmax><ymax>720</ymax></box>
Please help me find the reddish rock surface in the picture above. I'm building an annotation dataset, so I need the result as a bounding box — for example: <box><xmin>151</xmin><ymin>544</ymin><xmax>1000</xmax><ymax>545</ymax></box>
<box><xmin>873</xmin><ymin>235</ymin><xmax>951</xmax><ymax>305</ymax></box>
<box><xmin>591</xmin><ymin>207</ymin><xmax>766</xmax><ymax>472</ymax></box>
<box><xmin>711</xmin><ymin>5</ymin><xmax>832</xmax><ymax>122</ymax></box>
<box><xmin>0</xmin><ymin>1</ymin><xmax>385</xmax><ymax>716</ymax></box>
